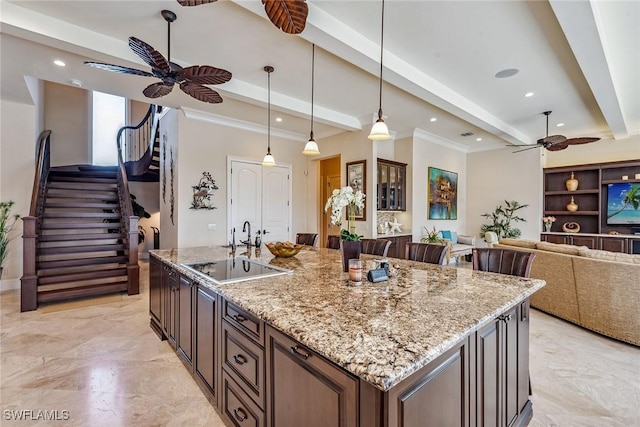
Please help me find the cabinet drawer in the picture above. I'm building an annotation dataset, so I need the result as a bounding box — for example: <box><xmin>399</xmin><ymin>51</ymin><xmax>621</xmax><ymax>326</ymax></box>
<box><xmin>222</xmin><ymin>371</ymin><xmax>265</xmax><ymax>427</ymax></box>
<box><xmin>223</xmin><ymin>320</ymin><xmax>265</xmax><ymax>408</ymax></box>
<box><xmin>224</xmin><ymin>300</ymin><xmax>264</xmax><ymax>345</ymax></box>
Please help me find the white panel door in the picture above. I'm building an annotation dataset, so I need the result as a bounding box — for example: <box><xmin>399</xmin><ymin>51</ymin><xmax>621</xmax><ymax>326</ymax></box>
<box><xmin>262</xmin><ymin>165</ymin><xmax>291</xmax><ymax>243</ymax></box>
<box><xmin>230</xmin><ymin>161</ymin><xmax>262</xmax><ymax>245</ymax></box>
<box><xmin>229</xmin><ymin>160</ymin><xmax>291</xmax><ymax>245</ymax></box>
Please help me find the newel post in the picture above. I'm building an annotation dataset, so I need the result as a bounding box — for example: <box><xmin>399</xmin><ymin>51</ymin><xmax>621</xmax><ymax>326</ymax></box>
<box><xmin>20</xmin><ymin>216</ymin><xmax>38</xmax><ymax>312</ymax></box>
<box><xmin>127</xmin><ymin>215</ymin><xmax>140</xmax><ymax>295</ymax></box>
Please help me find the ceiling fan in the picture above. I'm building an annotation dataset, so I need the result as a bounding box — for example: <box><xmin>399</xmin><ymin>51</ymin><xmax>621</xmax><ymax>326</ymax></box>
<box><xmin>177</xmin><ymin>0</ymin><xmax>308</xmax><ymax>34</ymax></box>
<box><xmin>85</xmin><ymin>10</ymin><xmax>232</xmax><ymax>104</ymax></box>
<box><xmin>512</xmin><ymin>111</ymin><xmax>601</xmax><ymax>153</ymax></box>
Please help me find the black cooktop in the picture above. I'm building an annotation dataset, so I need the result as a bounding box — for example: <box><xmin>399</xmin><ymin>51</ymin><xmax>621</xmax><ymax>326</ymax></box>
<box><xmin>181</xmin><ymin>258</ymin><xmax>291</xmax><ymax>284</ymax></box>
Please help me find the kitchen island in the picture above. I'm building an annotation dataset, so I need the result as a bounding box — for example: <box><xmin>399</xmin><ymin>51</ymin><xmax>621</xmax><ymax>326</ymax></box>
<box><xmin>149</xmin><ymin>245</ymin><xmax>545</xmax><ymax>427</ymax></box>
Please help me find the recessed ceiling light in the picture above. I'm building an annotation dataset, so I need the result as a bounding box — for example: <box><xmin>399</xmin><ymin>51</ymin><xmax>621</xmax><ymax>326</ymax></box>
<box><xmin>476</xmin><ymin>137</ymin><xmax>482</xmax><ymax>141</ymax></box>
<box><xmin>495</xmin><ymin>68</ymin><xmax>519</xmax><ymax>79</ymax></box>
<box><xmin>54</xmin><ymin>59</ymin><xmax>66</xmax><ymax>67</ymax></box>
<box><xmin>430</xmin><ymin>117</ymin><xmax>437</xmax><ymax>122</ymax></box>
<box><xmin>557</xmin><ymin>123</ymin><xmax>564</xmax><ymax>127</ymax></box>
<box><xmin>524</xmin><ymin>92</ymin><xmax>534</xmax><ymax>97</ymax></box>
<box><xmin>275</xmin><ymin>117</ymin><xmax>283</xmax><ymax>122</ymax></box>
<box><xmin>69</xmin><ymin>79</ymin><xmax>83</xmax><ymax>87</ymax></box>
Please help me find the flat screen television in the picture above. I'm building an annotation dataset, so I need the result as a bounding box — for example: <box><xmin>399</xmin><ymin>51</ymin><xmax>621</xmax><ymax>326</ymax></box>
<box><xmin>606</xmin><ymin>182</ymin><xmax>640</xmax><ymax>225</ymax></box>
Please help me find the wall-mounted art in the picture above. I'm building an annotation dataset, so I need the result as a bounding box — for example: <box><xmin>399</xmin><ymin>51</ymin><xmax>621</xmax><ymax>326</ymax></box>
<box><xmin>428</xmin><ymin>167</ymin><xmax>458</xmax><ymax>220</ymax></box>
<box><xmin>346</xmin><ymin>160</ymin><xmax>366</xmax><ymax>221</ymax></box>
<box><xmin>190</xmin><ymin>171</ymin><xmax>219</xmax><ymax>210</ymax></box>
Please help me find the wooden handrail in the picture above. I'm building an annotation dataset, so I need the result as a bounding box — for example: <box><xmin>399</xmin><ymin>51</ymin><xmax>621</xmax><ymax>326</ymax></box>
<box><xmin>22</xmin><ymin>130</ymin><xmax>51</xmax><ymax>311</ymax></box>
<box><xmin>119</xmin><ymin>104</ymin><xmax>161</xmax><ymax>176</ymax></box>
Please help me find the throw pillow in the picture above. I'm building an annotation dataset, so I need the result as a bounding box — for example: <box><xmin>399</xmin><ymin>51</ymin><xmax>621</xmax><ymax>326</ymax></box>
<box><xmin>499</xmin><ymin>238</ymin><xmax>537</xmax><ymax>249</ymax></box>
<box><xmin>536</xmin><ymin>241</ymin><xmax>581</xmax><ymax>255</ymax></box>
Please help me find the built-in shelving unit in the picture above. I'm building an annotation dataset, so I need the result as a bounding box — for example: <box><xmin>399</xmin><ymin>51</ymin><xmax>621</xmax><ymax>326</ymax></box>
<box><xmin>543</xmin><ymin>159</ymin><xmax>640</xmax><ymax>237</ymax></box>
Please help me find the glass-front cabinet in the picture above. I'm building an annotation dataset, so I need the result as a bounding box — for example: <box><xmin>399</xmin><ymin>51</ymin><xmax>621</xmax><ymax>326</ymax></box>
<box><xmin>377</xmin><ymin>158</ymin><xmax>407</xmax><ymax>211</ymax></box>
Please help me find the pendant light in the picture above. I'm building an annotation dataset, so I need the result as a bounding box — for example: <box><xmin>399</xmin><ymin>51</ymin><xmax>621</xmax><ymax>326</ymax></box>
<box><xmin>368</xmin><ymin>0</ymin><xmax>391</xmax><ymax>141</ymax></box>
<box><xmin>262</xmin><ymin>65</ymin><xmax>276</xmax><ymax>167</ymax></box>
<box><xmin>303</xmin><ymin>44</ymin><xmax>320</xmax><ymax>155</ymax></box>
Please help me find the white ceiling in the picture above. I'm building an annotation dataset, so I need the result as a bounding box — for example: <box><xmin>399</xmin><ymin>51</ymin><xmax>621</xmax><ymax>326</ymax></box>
<box><xmin>1</xmin><ymin>0</ymin><xmax>638</xmax><ymax>152</ymax></box>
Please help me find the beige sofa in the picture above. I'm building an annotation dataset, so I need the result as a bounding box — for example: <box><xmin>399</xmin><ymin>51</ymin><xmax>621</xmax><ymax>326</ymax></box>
<box><xmin>495</xmin><ymin>238</ymin><xmax>640</xmax><ymax>346</ymax></box>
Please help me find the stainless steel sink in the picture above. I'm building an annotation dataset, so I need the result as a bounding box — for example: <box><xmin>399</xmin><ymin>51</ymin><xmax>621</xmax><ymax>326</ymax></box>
<box><xmin>181</xmin><ymin>257</ymin><xmax>292</xmax><ymax>284</ymax></box>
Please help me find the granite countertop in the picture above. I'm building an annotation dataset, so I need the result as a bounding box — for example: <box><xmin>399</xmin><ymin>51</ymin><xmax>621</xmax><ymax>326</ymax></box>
<box><xmin>151</xmin><ymin>246</ymin><xmax>545</xmax><ymax>391</ymax></box>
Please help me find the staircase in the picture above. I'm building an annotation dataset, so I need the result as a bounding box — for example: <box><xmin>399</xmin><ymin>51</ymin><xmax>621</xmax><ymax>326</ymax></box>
<box><xmin>121</xmin><ymin>104</ymin><xmax>163</xmax><ymax>183</ymax></box>
<box><xmin>35</xmin><ymin>166</ymin><xmax>130</xmax><ymax>302</ymax></box>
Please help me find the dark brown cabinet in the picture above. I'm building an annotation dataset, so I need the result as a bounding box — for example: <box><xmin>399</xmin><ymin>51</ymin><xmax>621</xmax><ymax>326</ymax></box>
<box><xmin>149</xmin><ymin>256</ymin><xmax>163</xmax><ymax>339</ymax></box>
<box><xmin>476</xmin><ymin>301</ymin><xmax>530</xmax><ymax>427</ymax></box>
<box><xmin>386</xmin><ymin>338</ymin><xmax>471</xmax><ymax>427</ymax></box>
<box><xmin>266</xmin><ymin>326</ymin><xmax>358</xmax><ymax>427</ymax></box>
<box><xmin>377</xmin><ymin>159</ymin><xmax>407</xmax><ymax>211</ymax></box>
<box><xmin>178</xmin><ymin>275</ymin><xmax>194</xmax><ymax>368</ymax></box>
<box><xmin>166</xmin><ymin>268</ymin><xmax>178</xmax><ymax>349</ymax></box>
<box><xmin>570</xmin><ymin>235</ymin><xmax>597</xmax><ymax>249</ymax></box>
<box><xmin>195</xmin><ymin>287</ymin><xmax>218</xmax><ymax>403</ymax></box>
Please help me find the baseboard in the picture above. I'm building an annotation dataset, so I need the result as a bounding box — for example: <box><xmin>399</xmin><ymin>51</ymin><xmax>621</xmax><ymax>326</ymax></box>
<box><xmin>1</xmin><ymin>278</ymin><xmax>20</xmax><ymax>291</ymax></box>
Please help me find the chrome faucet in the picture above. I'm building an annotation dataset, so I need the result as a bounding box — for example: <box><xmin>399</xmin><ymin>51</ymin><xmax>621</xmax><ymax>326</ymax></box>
<box><xmin>241</xmin><ymin>221</ymin><xmax>252</xmax><ymax>246</ymax></box>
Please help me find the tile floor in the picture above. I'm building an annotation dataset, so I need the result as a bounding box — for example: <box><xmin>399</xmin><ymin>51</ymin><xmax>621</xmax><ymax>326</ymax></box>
<box><xmin>1</xmin><ymin>261</ymin><xmax>638</xmax><ymax>426</ymax></box>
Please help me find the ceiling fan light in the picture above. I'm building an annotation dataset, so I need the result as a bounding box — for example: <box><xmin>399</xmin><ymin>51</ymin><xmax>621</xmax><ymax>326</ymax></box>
<box><xmin>368</xmin><ymin>118</ymin><xmax>390</xmax><ymax>140</ymax></box>
<box><xmin>262</xmin><ymin>152</ymin><xmax>276</xmax><ymax>167</ymax></box>
<box><xmin>303</xmin><ymin>138</ymin><xmax>320</xmax><ymax>155</ymax></box>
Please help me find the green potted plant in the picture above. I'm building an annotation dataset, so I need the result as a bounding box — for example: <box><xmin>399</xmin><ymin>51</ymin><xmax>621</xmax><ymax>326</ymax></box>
<box><xmin>480</xmin><ymin>200</ymin><xmax>529</xmax><ymax>239</ymax></box>
<box><xmin>0</xmin><ymin>201</ymin><xmax>20</xmax><ymax>279</ymax></box>
<box><xmin>420</xmin><ymin>226</ymin><xmax>444</xmax><ymax>244</ymax></box>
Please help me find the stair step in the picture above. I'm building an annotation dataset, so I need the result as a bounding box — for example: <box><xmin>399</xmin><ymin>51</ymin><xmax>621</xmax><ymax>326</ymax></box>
<box><xmin>49</xmin><ymin>176</ymin><xmax>118</xmax><ymax>184</ymax></box>
<box><xmin>37</xmin><ymin>255</ymin><xmax>128</xmax><ymax>270</ymax></box>
<box><xmin>47</xmin><ymin>182</ymin><xmax>117</xmax><ymax>190</ymax></box>
<box><xmin>38</xmin><ymin>267</ymin><xmax>128</xmax><ymax>285</ymax></box>
<box><xmin>38</xmin><ymin>243</ymin><xmax>125</xmax><ymax>255</ymax></box>
<box><xmin>38</xmin><ymin>281</ymin><xmax>129</xmax><ymax>302</ymax></box>
<box><xmin>44</xmin><ymin>202</ymin><xmax>119</xmax><ymax>209</ymax></box>
<box><xmin>43</xmin><ymin>192</ymin><xmax>118</xmax><ymax>201</ymax></box>
<box><xmin>43</xmin><ymin>212</ymin><xmax>121</xmax><ymax>219</ymax></box>
<box><xmin>41</xmin><ymin>222</ymin><xmax>122</xmax><ymax>230</ymax></box>
<box><xmin>38</xmin><ymin>233</ymin><xmax>120</xmax><ymax>242</ymax></box>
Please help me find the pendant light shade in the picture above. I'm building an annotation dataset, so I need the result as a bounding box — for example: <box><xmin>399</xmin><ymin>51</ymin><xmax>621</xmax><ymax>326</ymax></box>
<box><xmin>368</xmin><ymin>0</ymin><xmax>391</xmax><ymax>141</ymax></box>
<box><xmin>262</xmin><ymin>65</ymin><xmax>276</xmax><ymax>167</ymax></box>
<box><xmin>303</xmin><ymin>44</ymin><xmax>320</xmax><ymax>155</ymax></box>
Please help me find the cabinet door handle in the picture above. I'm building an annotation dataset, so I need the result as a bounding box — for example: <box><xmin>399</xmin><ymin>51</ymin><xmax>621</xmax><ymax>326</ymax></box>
<box><xmin>233</xmin><ymin>408</ymin><xmax>248</xmax><ymax>422</ymax></box>
<box><xmin>290</xmin><ymin>345</ymin><xmax>310</xmax><ymax>360</ymax></box>
<box><xmin>500</xmin><ymin>314</ymin><xmax>512</xmax><ymax>323</ymax></box>
<box><xmin>233</xmin><ymin>354</ymin><xmax>247</xmax><ymax>365</ymax></box>
<box><xmin>232</xmin><ymin>314</ymin><xmax>246</xmax><ymax>323</ymax></box>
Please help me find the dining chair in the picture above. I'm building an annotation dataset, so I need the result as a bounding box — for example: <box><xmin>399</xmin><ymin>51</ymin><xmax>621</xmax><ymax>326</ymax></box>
<box><xmin>472</xmin><ymin>248</ymin><xmax>535</xmax><ymax>278</ymax></box>
<box><xmin>296</xmin><ymin>233</ymin><xmax>319</xmax><ymax>247</ymax></box>
<box><xmin>326</xmin><ymin>235</ymin><xmax>341</xmax><ymax>249</ymax></box>
<box><xmin>405</xmin><ymin>242</ymin><xmax>448</xmax><ymax>265</ymax></box>
<box><xmin>361</xmin><ymin>239</ymin><xmax>392</xmax><ymax>257</ymax></box>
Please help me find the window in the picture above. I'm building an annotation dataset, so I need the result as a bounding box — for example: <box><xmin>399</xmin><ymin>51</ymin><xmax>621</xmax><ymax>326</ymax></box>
<box><xmin>92</xmin><ymin>91</ymin><xmax>126</xmax><ymax>166</ymax></box>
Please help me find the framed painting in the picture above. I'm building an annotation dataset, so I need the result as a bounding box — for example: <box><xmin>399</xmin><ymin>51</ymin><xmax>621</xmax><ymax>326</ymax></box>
<box><xmin>428</xmin><ymin>167</ymin><xmax>458</xmax><ymax>220</ymax></box>
<box><xmin>346</xmin><ymin>160</ymin><xmax>366</xmax><ymax>221</ymax></box>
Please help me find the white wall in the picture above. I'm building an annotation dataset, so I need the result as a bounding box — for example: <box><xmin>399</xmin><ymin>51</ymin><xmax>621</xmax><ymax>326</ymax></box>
<box><xmin>43</xmin><ymin>82</ymin><xmax>90</xmax><ymax>166</ymax></box>
<box><xmin>158</xmin><ymin>110</ymin><xmax>179</xmax><ymax>250</ymax></box>
<box><xmin>543</xmin><ymin>135</ymin><xmax>640</xmax><ymax>168</ymax></box>
<box><xmin>173</xmin><ymin>110</ymin><xmax>311</xmax><ymax>248</ymax></box>
<box><xmin>466</xmin><ymin>147</ymin><xmax>543</xmax><ymax>241</ymax></box>
<box><xmin>412</xmin><ymin>132</ymin><xmax>468</xmax><ymax>241</ymax></box>
<box><xmin>0</xmin><ymin>100</ymin><xmax>37</xmax><ymax>289</ymax></box>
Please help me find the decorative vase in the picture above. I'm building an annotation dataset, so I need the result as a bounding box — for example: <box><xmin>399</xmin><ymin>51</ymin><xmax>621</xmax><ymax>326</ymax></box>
<box><xmin>565</xmin><ymin>172</ymin><xmax>579</xmax><ymax>192</ymax></box>
<box><xmin>566</xmin><ymin>197</ymin><xmax>578</xmax><ymax>212</ymax></box>
<box><xmin>544</xmin><ymin>223</ymin><xmax>552</xmax><ymax>232</ymax></box>
<box><xmin>340</xmin><ymin>240</ymin><xmax>362</xmax><ymax>273</ymax></box>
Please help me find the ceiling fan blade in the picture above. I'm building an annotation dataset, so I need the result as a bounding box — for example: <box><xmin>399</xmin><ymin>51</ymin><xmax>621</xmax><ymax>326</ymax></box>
<box><xmin>542</xmin><ymin>135</ymin><xmax>567</xmax><ymax>145</ymax></box>
<box><xmin>177</xmin><ymin>0</ymin><xmax>217</xmax><ymax>5</ymax></box>
<box><xmin>566</xmin><ymin>137</ymin><xmax>601</xmax><ymax>145</ymax></box>
<box><xmin>143</xmin><ymin>82</ymin><xmax>174</xmax><ymax>98</ymax></box>
<box><xmin>545</xmin><ymin>141</ymin><xmax>570</xmax><ymax>151</ymax></box>
<box><xmin>129</xmin><ymin>37</ymin><xmax>170</xmax><ymax>73</ymax></box>
<box><xmin>262</xmin><ymin>0</ymin><xmax>308</xmax><ymax>34</ymax></box>
<box><xmin>180</xmin><ymin>82</ymin><xmax>223</xmax><ymax>103</ymax></box>
<box><xmin>178</xmin><ymin>65</ymin><xmax>232</xmax><ymax>85</ymax></box>
<box><xmin>84</xmin><ymin>62</ymin><xmax>154</xmax><ymax>77</ymax></box>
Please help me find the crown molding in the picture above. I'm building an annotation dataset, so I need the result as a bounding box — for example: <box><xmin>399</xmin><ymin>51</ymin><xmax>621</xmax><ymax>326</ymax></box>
<box><xmin>413</xmin><ymin>128</ymin><xmax>469</xmax><ymax>153</ymax></box>
<box><xmin>180</xmin><ymin>107</ymin><xmax>306</xmax><ymax>142</ymax></box>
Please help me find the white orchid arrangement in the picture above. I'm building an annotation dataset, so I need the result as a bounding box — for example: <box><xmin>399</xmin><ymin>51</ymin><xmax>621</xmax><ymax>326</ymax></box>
<box><xmin>324</xmin><ymin>186</ymin><xmax>365</xmax><ymax>241</ymax></box>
